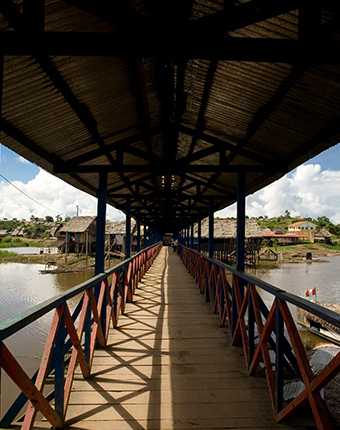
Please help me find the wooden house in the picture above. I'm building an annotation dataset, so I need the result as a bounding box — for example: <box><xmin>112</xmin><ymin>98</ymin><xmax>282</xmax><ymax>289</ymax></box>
<box><xmin>0</xmin><ymin>230</ymin><xmax>8</xmax><ymax>239</ymax></box>
<box><xmin>105</xmin><ymin>219</ymin><xmax>138</xmax><ymax>257</ymax></box>
<box><xmin>57</xmin><ymin>216</ymin><xmax>97</xmax><ymax>254</ymax></box>
<box><xmin>194</xmin><ymin>218</ymin><xmax>263</xmax><ymax>265</ymax></box>
<box><xmin>11</xmin><ymin>227</ymin><xmax>23</xmax><ymax>237</ymax></box>
<box><xmin>313</xmin><ymin>229</ymin><xmax>332</xmax><ymax>244</ymax></box>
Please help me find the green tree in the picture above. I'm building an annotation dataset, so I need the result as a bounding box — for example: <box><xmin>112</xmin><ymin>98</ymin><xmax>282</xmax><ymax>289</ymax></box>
<box><xmin>45</xmin><ymin>215</ymin><xmax>54</xmax><ymax>222</ymax></box>
<box><xmin>64</xmin><ymin>215</ymin><xmax>71</xmax><ymax>222</ymax></box>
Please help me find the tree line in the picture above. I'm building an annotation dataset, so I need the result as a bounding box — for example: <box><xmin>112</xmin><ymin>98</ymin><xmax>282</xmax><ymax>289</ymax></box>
<box><xmin>257</xmin><ymin>211</ymin><xmax>340</xmax><ymax>237</ymax></box>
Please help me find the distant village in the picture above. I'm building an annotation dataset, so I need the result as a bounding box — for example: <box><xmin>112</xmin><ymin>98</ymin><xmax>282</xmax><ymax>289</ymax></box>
<box><xmin>0</xmin><ymin>213</ymin><xmax>338</xmax><ymax>263</ymax></box>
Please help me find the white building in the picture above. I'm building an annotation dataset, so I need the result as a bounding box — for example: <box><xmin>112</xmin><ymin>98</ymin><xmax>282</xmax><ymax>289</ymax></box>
<box><xmin>288</xmin><ymin>221</ymin><xmax>317</xmax><ymax>232</ymax></box>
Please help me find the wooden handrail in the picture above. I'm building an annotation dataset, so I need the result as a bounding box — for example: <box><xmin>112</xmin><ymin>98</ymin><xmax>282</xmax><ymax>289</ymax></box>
<box><xmin>179</xmin><ymin>244</ymin><xmax>340</xmax><ymax>430</ymax></box>
<box><xmin>0</xmin><ymin>242</ymin><xmax>162</xmax><ymax>429</ymax></box>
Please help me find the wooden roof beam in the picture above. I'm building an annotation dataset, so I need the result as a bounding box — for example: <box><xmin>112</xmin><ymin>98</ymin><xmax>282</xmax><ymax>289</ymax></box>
<box><xmin>55</xmin><ymin>126</ymin><xmax>162</xmax><ymax>170</ymax></box>
<box><xmin>3</xmin><ymin>33</ymin><xmax>340</xmax><ymax>62</ymax></box>
<box><xmin>189</xmin><ymin>0</ymin><xmax>300</xmax><ymax>35</ymax></box>
<box><xmin>0</xmin><ymin>0</ymin><xmax>137</xmax><ymax>196</ymax></box>
<box><xmin>54</xmin><ymin>163</ymin><xmax>288</xmax><ymax>174</ymax></box>
<box><xmin>1</xmin><ymin>119</ymin><xmax>98</xmax><ymax>195</ymax></box>
<box><xmin>23</xmin><ymin>0</ymin><xmax>45</xmax><ymax>32</ymax></box>
<box><xmin>180</xmin><ymin>125</ymin><xmax>274</xmax><ymax>165</ymax></box>
<box><xmin>61</xmin><ymin>0</ymin><xmax>154</xmax><ymax>34</ymax></box>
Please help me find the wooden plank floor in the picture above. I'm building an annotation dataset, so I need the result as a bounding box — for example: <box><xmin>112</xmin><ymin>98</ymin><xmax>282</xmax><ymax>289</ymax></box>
<box><xmin>35</xmin><ymin>247</ymin><xmax>308</xmax><ymax>430</ymax></box>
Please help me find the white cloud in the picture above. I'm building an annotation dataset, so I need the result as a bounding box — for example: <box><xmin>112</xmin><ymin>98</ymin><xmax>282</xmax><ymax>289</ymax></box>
<box><xmin>0</xmin><ymin>169</ymin><xmax>125</xmax><ymax>221</ymax></box>
<box><xmin>215</xmin><ymin>164</ymin><xmax>340</xmax><ymax>224</ymax></box>
<box><xmin>2</xmin><ymin>163</ymin><xmax>340</xmax><ymax>225</ymax></box>
<box><xmin>17</xmin><ymin>156</ymin><xmax>30</xmax><ymax>165</ymax></box>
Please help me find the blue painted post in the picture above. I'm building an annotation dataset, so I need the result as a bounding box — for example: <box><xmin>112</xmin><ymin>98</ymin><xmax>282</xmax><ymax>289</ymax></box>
<box><xmin>0</xmin><ymin>55</ymin><xmax>3</xmax><ymax>142</ymax></box>
<box><xmin>190</xmin><ymin>215</ymin><xmax>194</xmax><ymax>249</ymax></box>
<box><xmin>236</xmin><ymin>171</ymin><xmax>246</xmax><ymax>273</ymax></box>
<box><xmin>197</xmin><ymin>211</ymin><xmax>201</xmax><ymax>253</ymax></box>
<box><xmin>248</xmin><ymin>288</ymin><xmax>255</xmax><ymax>366</ymax></box>
<box><xmin>149</xmin><ymin>225</ymin><xmax>153</xmax><ymax>246</ymax></box>
<box><xmin>233</xmin><ymin>171</ymin><xmax>246</xmax><ymax>339</ymax></box>
<box><xmin>137</xmin><ymin>210</ymin><xmax>141</xmax><ymax>252</ymax></box>
<box><xmin>94</xmin><ymin>172</ymin><xmax>107</xmax><ymax>277</ymax></box>
<box><xmin>208</xmin><ymin>198</ymin><xmax>214</xmax><ymax>259</ymax></box>
<box><xmin>207</xmin><ymin>199</ymin><xmax>214</xmax><ymax>303</ymax></box>
<box><xmin>143</xmin><ymin>216</ymin><xmax>147</xmax><ymax>249</ymax></box>
<box><xmin>0</xmin><ymin>339</ymin><xmax>2</xmax><ymax>416</ymax></box>
<box><xmin>94</xmin><ymin>172</ymin><xmax>107</xmax><ymax>339</ymax></box>
<box><xmin>84</xmin><ymin>298</ymin><xmax>91</xmax><ymax>370</ymax></box>
<box><xmin>54</xmin><ymin>304</ymin><xmax>66</xmax><ymax>424</ymax></box>
<box><xmin>126</xmin><ymin>196</ymin><xmax>131</xmax><ymax>259</ymax></box>
<box><xmin>275</xmin><ymin>297</ymin><xmax>284</xmax><ymax>413</ymax></box>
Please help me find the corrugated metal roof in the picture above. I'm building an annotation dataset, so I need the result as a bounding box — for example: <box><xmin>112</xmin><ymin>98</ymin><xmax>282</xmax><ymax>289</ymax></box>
<box><xmin>1</xmin><ymin>1</ymin><xmax>340</xmax><ymax>231</ymax></box>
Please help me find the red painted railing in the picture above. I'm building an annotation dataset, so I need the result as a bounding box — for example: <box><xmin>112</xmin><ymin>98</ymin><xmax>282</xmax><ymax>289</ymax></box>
<box><xmin>180</xmin><ymin>245</ymin><xmax>340</xmax><ymax>430</ymax></box>
<box><xmin>0</xmin><ymin>242</ymin><xmax>162</xmax><ymax>429</ymax></box>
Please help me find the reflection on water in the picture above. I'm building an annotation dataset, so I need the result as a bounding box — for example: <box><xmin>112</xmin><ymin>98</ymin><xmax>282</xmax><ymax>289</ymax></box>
<box><xmin>0</xmin><ymin>262</ymin><xmax>94</xmax><ymax>416</ymax></box>
<box><xmin>248</xmin><ymin>256</ymin><xmax>340</xmax><ymax>351</ymax></box>
<box><xmin>2</xmin><ymin>247</ymin><xmax>59</xmax><ymax>255</ymax></box>
<box><xmin>248</xmin><ymin>256</ymin><xmax>340</xmax><ymax>305</ymax></box>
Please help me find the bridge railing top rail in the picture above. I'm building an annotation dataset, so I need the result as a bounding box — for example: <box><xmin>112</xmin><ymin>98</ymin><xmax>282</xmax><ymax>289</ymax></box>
<box><xmin>0</xmin><ymin>242</ymin><xmax>161</xmax><ymax>341</ymax></box>
<box><xmin>180</xmin><ymin>244</ymin><xmax>340</xmax><ymax>330</ymax></box>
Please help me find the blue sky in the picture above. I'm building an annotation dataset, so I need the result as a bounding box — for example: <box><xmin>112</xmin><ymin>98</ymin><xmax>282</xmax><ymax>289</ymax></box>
<box><xmin>1</xmin><ymin>142</ymin><xmax>340</xmax><ymax>223</ymax></box>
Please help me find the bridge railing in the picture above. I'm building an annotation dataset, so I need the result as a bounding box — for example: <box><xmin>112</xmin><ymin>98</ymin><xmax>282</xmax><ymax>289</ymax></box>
<box><xmin>180</xmin><ymin>245</ymin><xmax>340</xmax><ymax>430</ymax></box>
<box><xmin>0</xmin><ymin>242</ymin><xmax>162</xmax><ymax>429</ymax></box>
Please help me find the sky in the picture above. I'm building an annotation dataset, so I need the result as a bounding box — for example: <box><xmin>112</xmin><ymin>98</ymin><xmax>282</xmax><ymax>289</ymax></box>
<box><xmin>1</xmin><ymin>142</ymin><xmax>340</xmax><ymax>223</ymax></box>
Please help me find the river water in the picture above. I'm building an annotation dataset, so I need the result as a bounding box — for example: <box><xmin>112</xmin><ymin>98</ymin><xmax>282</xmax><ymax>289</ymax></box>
<box><xmin>0</xmin><ymin>262</ymin><xmax>94</xmax><ymax>416</ymax></box>
<box><xmin>249</xmin><ymin>256</ymin><xmax>340</xmax><ymax>305</ymax></box>
<box><xmin>2</xmin><ymin>246</ymin><xmax>59</xmax><ymax>255</ymax></box>
<box><xmin>1</xmin><ymin>255</ymin><xmax>340</xmax><ymax>417</ymax></box>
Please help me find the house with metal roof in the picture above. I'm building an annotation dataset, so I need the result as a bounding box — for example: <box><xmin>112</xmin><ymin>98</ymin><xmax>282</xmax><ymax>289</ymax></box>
<box><xmin>288</xmin><ymin>221</ymin><xmax>317</xmax><ymax>232</ymax></box>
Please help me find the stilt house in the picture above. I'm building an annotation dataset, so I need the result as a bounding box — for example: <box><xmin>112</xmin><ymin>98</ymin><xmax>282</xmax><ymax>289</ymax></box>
<box><xmin>57</xmin><ymin>216</ymin><xmax>97</xmax><ymax>254</ymax></box>
<box><xmin>313</xmin><ymin>229</ymin><xmax>332</xmax><ymax>244</ymax></box>
<box><xmin>194</xmin><ymin>218</ymin><xmax>263</xmax><ymax>265</ymax></box>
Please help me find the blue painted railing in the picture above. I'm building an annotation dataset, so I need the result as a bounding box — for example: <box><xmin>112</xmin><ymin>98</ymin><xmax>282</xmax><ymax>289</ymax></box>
<box><xmin>0</xmin><ymin>242</ymin><xmax>162</xmax><ymax>429</ymax></box>
<box><xmin>180</xmin><ymin>244</ymin><xmax>340</xmax><ymax>430</ymax></box>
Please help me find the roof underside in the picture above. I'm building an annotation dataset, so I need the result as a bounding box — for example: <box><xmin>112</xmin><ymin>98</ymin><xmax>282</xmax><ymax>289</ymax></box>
<box><xmin>1</xmin><ymin>1</ymin><xmax>340</xmax><ymax>232</ymax></box>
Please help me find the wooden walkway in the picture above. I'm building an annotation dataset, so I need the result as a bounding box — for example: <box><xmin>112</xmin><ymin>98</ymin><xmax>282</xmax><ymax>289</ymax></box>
<box><xmin>36</xmin><ymin>247</ymin><xmax>307</xmax><ymax>430</ymax></box>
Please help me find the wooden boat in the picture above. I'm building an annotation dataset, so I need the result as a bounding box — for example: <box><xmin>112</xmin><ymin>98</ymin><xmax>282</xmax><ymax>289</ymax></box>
<box><xmin>297</xmin><ymin>301</ymin><xmax>340</xmax><ymax>346</ymax></box>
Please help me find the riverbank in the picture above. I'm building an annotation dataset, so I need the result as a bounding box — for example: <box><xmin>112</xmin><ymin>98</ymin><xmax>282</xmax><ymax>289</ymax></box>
<box><xmin>257</xmin><ymin>243</ymin><xmax>340</xmax><ymax>269</ymax></box>
<box><xmin>1</xmin><ymin>242</ymin><xmax>339</xmax><ymax>271</ymax></box>
<box><xmin>273</xmin><ymin>243</ymin><xmax>340</xmax><ymax>260</ymax></box>
<box><xmin>0</xmin><ymin>252</ymin><xmax>123</xmax><ymax>273</ymax></box>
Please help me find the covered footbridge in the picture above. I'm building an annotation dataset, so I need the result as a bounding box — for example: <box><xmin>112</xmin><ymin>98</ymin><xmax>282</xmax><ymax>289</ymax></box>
<box><xmin>1</xmin><ymin>1</ymin><xmax>340</xmax><ymax>429</ymax></box>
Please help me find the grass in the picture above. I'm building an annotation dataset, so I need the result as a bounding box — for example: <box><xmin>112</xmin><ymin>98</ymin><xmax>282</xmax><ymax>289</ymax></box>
<box><xmin>0</xmin><ymin>238</ymin><xmax>55</xmax><ymax>248</ymax></box>
<box><xmin>0</xmin><ymin>241</ymin><xmax>29</xmax><ymax>248</ymax></box>
<box><xmin>0</xmin><ymin>250</ymin><xmax>17</xmax><ymax>258</ymax></box>
<box><xmin>317</xmin><ymin>242</ymin><xmax>340</xmax><ymax>251</ymax></box>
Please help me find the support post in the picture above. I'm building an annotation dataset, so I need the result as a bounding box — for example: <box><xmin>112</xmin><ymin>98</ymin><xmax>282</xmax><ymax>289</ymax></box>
<box><xmin>275</xmin><ymin>297</ymin><xmax>284</xmax><ymax>413</ymax></box>
<box><xmin>236</xmin><ymin>172</ymin><xmax>246</xmax><ymax>273</ymax></box>
<box><xmin>197</xmin><ymin>211</ymin><xmax>201</xmax><ymax>253</ymax></box>
<box><xmin>208</xmin><ymin>198</ymin><xmax>214</xmax><ymax>259</ymax></box>
<box><xmin>54</xmin><ymin>304</ymin><xmax>65</xmax><ymax>425</ymax></box>
<box><xmin>0</xmin><ymin>55</ymin><xmax>3</xmax><ymax>143</ymax></box>
<box><xmin>190</xmin><ymin>215</ymin><xmax>194</xmax><ymax>249</ymax></box>
<box><xmin>126</xmin><ymin>196</ymin><xmax>131</xmax><ymax>259</ymax></box>
<box><xmin>233</xmin><ymin>172</ymin><xmax>246</xmax><ymax>340</ymax></box>
<box><xmin>136</xmin><ymin>210</ymin><xmax>141</xmax><ymax>252</ymax></box>
<box><xmin>143</xmin><ymin>216</ymin><xmax>147</xmax><ymax>248</ymax></box>
<box><xmin>95</xmin><ymin>172</ymin><xmax>107</xmax><ymax>276</ymax></box>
